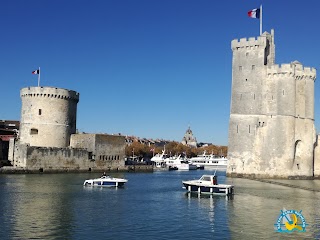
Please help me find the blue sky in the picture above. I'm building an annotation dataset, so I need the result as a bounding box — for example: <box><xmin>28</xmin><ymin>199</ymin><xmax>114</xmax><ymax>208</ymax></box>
<box><xmin>1</xmin><ymin>0</ymin><xmax>319</xmax><ymax>146</ymax></box>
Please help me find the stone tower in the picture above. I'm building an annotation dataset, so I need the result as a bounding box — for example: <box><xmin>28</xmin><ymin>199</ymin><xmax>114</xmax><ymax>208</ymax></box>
<box><xmin>227</xmin><ymin>30</ymin><xmax>317</xmax><ymax>179</ymax></box>
<box><xmin>19</xmin><ymin>86</ymin><xmax>79</xmax><ymax>148</ymax></box>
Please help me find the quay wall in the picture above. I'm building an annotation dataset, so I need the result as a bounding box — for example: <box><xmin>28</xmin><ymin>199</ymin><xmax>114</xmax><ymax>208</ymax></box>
<box><xmin>12</xmin><ymin>143</ymin><xmax>145</xmax><ymax>172</ymax></box>
<box><xmin>0</xmin><ymin>165</ymin><xmax>153</xmax><ymax>174</ymax></box>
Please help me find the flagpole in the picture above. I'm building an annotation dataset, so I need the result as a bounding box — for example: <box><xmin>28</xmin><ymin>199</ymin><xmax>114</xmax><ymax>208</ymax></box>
<box><xmin>260</xmin><ymin>4</ymin><xmax>262</xmax><ymax>35</ymax></box>
<box><xmin>38</xmin><ymin>67</ymin><xmax>40</xmax><ymax>87</ymax></box>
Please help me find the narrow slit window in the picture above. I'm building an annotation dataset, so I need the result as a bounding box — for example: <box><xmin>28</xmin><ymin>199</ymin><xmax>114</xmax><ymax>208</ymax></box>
<box><xmin>39</xmin><ymin>109</ymin><xmax>42</xmax><ymax>115</ymax></box>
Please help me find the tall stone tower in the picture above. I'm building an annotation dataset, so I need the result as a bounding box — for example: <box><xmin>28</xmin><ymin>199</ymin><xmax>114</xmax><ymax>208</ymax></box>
<box><xmin>19</xmin><ymin>87</ymin><xmax>79</xmax><ymax>148</ymax></box>
<box><xmin>227</xmin><ymin>30</ymin><xmax>316</xmax><ymax>179</ymax></box>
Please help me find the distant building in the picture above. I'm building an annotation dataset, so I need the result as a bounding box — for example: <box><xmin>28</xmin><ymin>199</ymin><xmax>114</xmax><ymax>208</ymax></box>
<box><xmin>181</xmin><ymin>126</ymin><xmax>197</xmax><ymax>147</ymax></box>
<box><xmin>0</xmin><ymin>120</ymin><xmax>19</xmax><ymax>165</ymax></box>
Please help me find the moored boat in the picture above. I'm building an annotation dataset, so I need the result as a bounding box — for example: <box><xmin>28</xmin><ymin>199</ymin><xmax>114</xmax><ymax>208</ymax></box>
<box><xmin>182</xmin><ymin>175</ymin><xmax>234</xmax><ymax>195</ymax></box>
<box><xmin>165</xmin><ymin>155</ymin><xmax>197</xmax><ymax>170</ymax></box>
<box><xmin>151</xmin><ymin>150</ymin><xmax>169</xmax><ymax>168</ymax></box>
<box><xmin>189</xmin><ymin>151</ymin><xmax>228</xmax><ymax>170</ymax></box>
<box><xmin>83</xmin><ymin>175</ymin><xmax>128</xmax><ymax>187</ymax></box>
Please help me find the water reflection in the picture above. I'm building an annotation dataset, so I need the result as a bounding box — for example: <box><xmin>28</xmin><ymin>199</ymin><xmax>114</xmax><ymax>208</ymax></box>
<box><xmin>227</xmin><ymin>178</ymin><xmax>320</xmax><ymax>239</ymax></box>
<box><xmin>2</xmin><ymin>174</ymin><xmax>78</xmax><ymax>239</ymax></box>
<box><xmin>1</xmin><ymin>172</ymin><xmax>320</xmax><ymax>240</ymax></box>
<box><xmin>185</xmin><ymin>192</ymin><xmax>234</xmax><ymax>201</ymax></box>
<box><xmin>185</xmin><ymin>192</ymin><xmax>233</xmax><ymax>235</ymax></box>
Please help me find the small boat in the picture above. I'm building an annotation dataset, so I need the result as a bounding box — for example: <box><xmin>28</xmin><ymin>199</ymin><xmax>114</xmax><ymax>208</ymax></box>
<box><xmin>182</xmin><ymin>175</ymin><xmax>234</xmax><ymax>195</ymax></box>
<box><xmin>83</xmin><ymin>175</ymin><xmax>128</xmax><ymax>187</ymax></box>
<box><xmin>151</xmin><ymin>150</ymin><xmax>169</xmax><ymax>168</ymax></box>
<box><xmin>165</xmin><ymin>155</ymin><xmax>197</xmax><ymax>170</ymax></box>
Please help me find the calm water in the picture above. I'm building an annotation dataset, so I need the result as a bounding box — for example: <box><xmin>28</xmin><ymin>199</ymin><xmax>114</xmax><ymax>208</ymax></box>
<box><xmin>1</xmin><ymin>170</ymin><xmax>320</xmax><ymax>240</ymax></box>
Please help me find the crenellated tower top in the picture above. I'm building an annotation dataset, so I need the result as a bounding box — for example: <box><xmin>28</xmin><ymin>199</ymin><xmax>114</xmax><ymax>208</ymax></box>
<box><xmin>267</xmin><ymin>61</ymin><xmax>316</xmax><ymax>80</ymax></box>
<box><xmin>231</xmin><ymin>29</ymin><xmax>275</xmax><ymax>66</ymax></box>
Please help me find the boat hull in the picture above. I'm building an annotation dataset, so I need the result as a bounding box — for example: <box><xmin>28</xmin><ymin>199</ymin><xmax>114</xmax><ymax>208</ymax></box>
<box><xmin>83</xmin><ymin>177</ymin><xmax>128</xmax><ymax>187</ymax></box>
<box><xmin>182</xmin><ymin>182</ymin><xmax>234</xmax><ymax>195</ymax></box>
<box><xmin>176</xmin><ymin>164</ymin><xmax>197</xmax><ymax>170</ymax></box>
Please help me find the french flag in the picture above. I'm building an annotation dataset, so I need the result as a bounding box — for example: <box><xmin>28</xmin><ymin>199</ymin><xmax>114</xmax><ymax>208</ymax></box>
<box><xmin>248</xmin><ymin>8</ymin><xmax>260</xmax><ymax>19</ymax></box>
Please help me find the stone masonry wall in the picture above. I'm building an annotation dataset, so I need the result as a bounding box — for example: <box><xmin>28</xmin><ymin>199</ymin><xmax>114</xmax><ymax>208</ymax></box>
<box><xmin>314</xmin><ymin>135</ymin><xmax>320</xmax><ymax>178</ymax></box>
<box><xmin>19</xmin><ymin>87</ymin><xmax>79</xmax><ymax>148</ymax></box>
<box><xmin>227</xmin><ymin>30</ymin><xmax>316</xmax><ymax>179</ymax></box>
<box><xmin>70</xmin><ymin>133</ymin><xmax>126</xmax><ymax>170</ymax></box>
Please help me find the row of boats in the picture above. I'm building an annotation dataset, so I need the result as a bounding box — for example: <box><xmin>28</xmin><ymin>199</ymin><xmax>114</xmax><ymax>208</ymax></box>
<box><xmin>83</xmin><ymin>174</ymin><xmax>234</xmax><ymax>196</ymax></box>
<box><xmin>150</xmin><ymin>150</ymin><xmax>228</xmax><ymax>171</ymax></box>
<box><xmin>83</xmin><ymin>150</ymin><xmax>233</xmax><ymax>195</ymax></box>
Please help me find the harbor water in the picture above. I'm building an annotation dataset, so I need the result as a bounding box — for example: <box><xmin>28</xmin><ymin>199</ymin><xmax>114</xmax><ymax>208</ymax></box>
<box><xmin>0</xmin><ymin>169</ymin><xmax>320</xmax><ymax>239</ymax></box>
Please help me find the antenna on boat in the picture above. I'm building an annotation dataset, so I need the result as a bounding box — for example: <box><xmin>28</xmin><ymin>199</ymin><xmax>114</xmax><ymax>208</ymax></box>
<box><xmin>213</xmin><ymin>166</ymin><xmax>218</xmax><ymax>176</ymax></box>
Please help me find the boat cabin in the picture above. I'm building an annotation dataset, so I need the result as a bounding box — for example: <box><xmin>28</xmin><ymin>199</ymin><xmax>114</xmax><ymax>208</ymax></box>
<box><xmin>199</xmin><ymin>175</ymin><xmax>218</xmax><ymax>185</ymax></box>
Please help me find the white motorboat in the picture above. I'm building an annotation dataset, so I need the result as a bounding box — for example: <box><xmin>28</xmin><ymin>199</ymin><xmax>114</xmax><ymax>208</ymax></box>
<box><xmin>83</xmin><ymin>175</ymin><xmax>128</xmax><ymax>187</ymax></box>
<box><xmin>189</xmin><ymin>151</ymin><xmax>228</xmax><ymax>170</ymax></box>
<box><xmin>182</xmin><ymin>174</ymin><xmax>234</xmax><ymax>195</ymax></box>
<box><xmin>151</xmin><ymin>150</ymin><xmax>169</xmax><ymax>168</ymax></box>
<box><xmin>165</xmin><ymin>155</ymin><xmax>197</xmax><ymax>170</ymax></box>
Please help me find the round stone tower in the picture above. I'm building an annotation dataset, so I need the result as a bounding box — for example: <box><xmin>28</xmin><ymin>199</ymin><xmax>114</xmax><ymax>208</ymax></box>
<box><xmin>19</xmin><ymin>86</ymin><xmax>79</xmax><ymax>148</ymax></box>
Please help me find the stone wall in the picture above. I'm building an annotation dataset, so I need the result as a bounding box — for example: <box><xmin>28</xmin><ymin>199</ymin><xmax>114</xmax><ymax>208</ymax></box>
<box><xmin>314</xmin><ymin>135</ymin><xmax>320</xmax><ymax>178</ymax></box>
<box><xmin>12</xmin><ymin>143</ymin><xmax>128</xmax><ymax>171</ymax></box>
<box><xmin>70</xmin><ymin>133</ymin><xmax>126</xmax><ymax>167</ymax></box>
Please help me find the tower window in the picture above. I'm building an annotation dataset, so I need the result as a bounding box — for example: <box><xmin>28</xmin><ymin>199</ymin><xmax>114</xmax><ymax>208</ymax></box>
<box><xmin>246</xmin><ymin>52</ymin><xmax>249</xmax><ymax>57</ymax></box>
<box><xmin>252</xmin><ymin>65</ymin><xmax>255</xmax><ymax>70</ymax></box>
<box><xmin>39</xmin><ymin>109</ymin><xmax>42</xmax><ymax>115</ymax></box>
<box><xmin>30</xmin><ymin>128</ymin><xmax>38</xmax><ymax>135</ymax></box>
<box><xmin>239</xmin><ymin>66</ymin><xmax>242</xmax><ymax>71</ymax></box>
